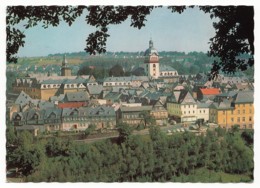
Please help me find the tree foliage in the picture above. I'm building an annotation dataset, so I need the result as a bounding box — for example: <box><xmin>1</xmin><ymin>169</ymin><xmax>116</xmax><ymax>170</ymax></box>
<box><xmin>199</xmin><ymin>6</ymin><xmax>254</xmax><ymax>79</ymax></box>
<box><xmin>6</xmin><ymin>5</ymin><xmax>254</xmax><ymax>78</ymax></box>
<box><xmin>5</xmin><ymin>127</ymin><xmax>253</xmax><ymax>182</ymax></box>
<box><xmin>109</xmin><ymin>64</ymin><xmax>125</xmax><ymax>77</ymax></box>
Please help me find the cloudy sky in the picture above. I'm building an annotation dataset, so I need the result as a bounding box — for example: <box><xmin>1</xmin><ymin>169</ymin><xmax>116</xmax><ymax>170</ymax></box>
<box><xmin>16</xmin><ymin>6</ymin><xmax>217</xmax><ymax>57</ymax></box>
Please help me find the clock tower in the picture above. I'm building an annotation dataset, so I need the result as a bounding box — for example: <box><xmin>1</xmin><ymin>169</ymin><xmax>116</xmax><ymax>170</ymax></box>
<box><xmin>144</xmin><ymin>39</ymin><xmax>159</xmax><ymax>79</ymax></box>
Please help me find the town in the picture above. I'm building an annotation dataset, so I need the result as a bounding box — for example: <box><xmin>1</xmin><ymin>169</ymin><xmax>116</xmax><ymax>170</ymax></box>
<box><xmin>6</xmin><ymin>39</ymin><xmax>254</xmax><ymax>137</ymax></box>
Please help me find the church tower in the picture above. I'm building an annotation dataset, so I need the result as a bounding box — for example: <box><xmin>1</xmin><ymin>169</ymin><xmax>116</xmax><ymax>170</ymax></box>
<box><xmin>61</xmin><ymin>54</ymin><xmax>72</xmax><ymax>76</ymax></box>
<box><xmin>144</xmin><ymin>39</ymin><xmax>160</xmax><ymax>79</ymax></box>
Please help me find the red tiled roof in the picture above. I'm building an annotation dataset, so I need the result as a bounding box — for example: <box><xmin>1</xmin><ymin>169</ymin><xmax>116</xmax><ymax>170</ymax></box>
<box><xmin>58</xmin><ymin>102</ymin><xmax>87</xmax><ymax>109</ymax></box>
<box><xmin>200</xmin><ymin>88</ymin><xmax>220</xmax><ymax>95</ymax></box>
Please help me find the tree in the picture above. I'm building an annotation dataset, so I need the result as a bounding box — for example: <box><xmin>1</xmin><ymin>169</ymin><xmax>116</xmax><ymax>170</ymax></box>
<box><xmin>84</xmin><ymin>124</ymin><xmax>96</xmax><ymax>138</ymax></box>
<box><xmin>109</xmin><ymin>64</ymin><xmax>124</xmax><ymax>77</ymax></box>
<box><xmin>116</xmin><ymin>122</ymin><xmax>133</xmax><ymax>143</ymax></box>
<box><xmin>200</xmin><ymin>6</ymin><xmax>254</xmax><ymax>79</ymax></box>
<box><xmin>139</xmin><ymin>111</ymin><xmax>155</xmax><ymax>128</ymax></box>
<box><xmin>6</xmin><ymin>6</ymin><xmax>254</xmax><ymax>77</ymax></box>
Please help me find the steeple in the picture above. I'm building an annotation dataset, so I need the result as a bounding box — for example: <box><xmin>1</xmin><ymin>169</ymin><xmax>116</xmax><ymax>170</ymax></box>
<box><xmin>61</xmin><ymin>54</ymin><xmax>72</xmax><ymax>76</ymax></box>
<box><xmin>62</xmin><ymin>54</ymin><xmax>68</xmax><ymax>67</ymax></box>
<box><xmin>149</xmin><ymin>38</ymin><xmax>153</xmax><ymax>48</ymax></box>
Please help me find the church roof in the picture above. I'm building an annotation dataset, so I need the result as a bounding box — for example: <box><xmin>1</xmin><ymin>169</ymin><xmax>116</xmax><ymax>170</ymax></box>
<box><xmin>144</xmin><ymin>39</ymin><xmax>159</xmax><ymax>56</ymax></box>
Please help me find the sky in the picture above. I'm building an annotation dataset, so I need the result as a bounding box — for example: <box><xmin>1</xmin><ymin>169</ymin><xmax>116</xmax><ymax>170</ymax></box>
<box><xmin>16</xmin><ymin>6</ymin><xmax>217</xmax><ymax>57</ymax></box>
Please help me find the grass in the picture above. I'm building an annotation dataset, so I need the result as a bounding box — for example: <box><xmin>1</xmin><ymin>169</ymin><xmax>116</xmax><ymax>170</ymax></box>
<box><xmin>171</xmin><ymin>168</ymin><xmax>253</xmax><ymax>183</ymax></box>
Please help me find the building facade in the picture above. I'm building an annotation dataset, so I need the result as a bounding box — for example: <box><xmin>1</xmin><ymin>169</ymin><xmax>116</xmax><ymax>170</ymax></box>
<box><xmin>144</xmin><ymin>39</ymin><xmax>160</xmax><ymax>79</ymax></box>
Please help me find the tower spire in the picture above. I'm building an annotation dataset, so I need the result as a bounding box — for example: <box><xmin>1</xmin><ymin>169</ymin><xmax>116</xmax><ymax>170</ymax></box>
<box><xmin>149</xmin><ymin>38</ymin><xmax>153</xmax><ymax>48</ymax></box>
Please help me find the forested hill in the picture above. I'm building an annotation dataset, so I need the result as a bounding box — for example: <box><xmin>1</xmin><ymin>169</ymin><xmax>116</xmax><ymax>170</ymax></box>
<box><xmin>11</xmin><ymin>51</ymin><xmax>253</xmax><ymax>77</ymax></box>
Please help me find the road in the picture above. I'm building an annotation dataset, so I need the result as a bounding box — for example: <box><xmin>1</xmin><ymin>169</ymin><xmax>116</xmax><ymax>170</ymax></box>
<box><xmin>75</xmin><ymin>123</ymin><xmax>189</xmax><ymax>143</ymax></box>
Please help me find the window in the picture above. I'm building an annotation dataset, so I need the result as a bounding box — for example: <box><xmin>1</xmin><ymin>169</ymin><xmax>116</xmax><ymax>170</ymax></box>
<box><xmin>231</xmin><ymin>118</ymin><xmax>234</xmax><ymax>122</ymax></box>
<box><xmin>238</xmin><ymin>110</ymin><xmax>240</xmax><ymax>114</ymax></box>
<box><xmin>243</xmin><ymin>110</ymin><xmax>245</xmax><ymax>114</ymax></box>
<box><xmin>237</xmin><ymin>117</ymin><xmax>240</xmax><ymax>122</ymax></box>
<box><xmin>153</xmin><ymin>64</ymin><xmax>156</xmax><ymax>68</ymax></box>
<box><xmin>249</xmin><ymin>117</ymin><xmax>252</xmax><ymax>121</ymax></box>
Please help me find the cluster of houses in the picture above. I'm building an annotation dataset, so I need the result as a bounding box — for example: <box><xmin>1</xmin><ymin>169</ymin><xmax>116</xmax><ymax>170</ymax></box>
<box><xmin>8</xmin><ymin>40</ymin><xmax>254</xmax><ymax>135</ymax></box>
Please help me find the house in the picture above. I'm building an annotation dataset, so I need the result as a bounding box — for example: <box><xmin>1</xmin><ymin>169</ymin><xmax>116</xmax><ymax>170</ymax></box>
<box><xmin>197</xmin><ymin>88</ymin><xmax>221</xmax><ymax>101</ymax></box>
<box><xmin>61</xmin><ymin>106</ymin><xmax>116</xmax><ymax>131</ymax></box>
<box><xmin>196</xmin><ymin>101</ymin><xmax>212</xmax><ymax>122</ymax></box>
<box><xmin>167</xmin><ymin>90</ymin><xmax>197</xmax><ymax>123</ymax></box>
<box><xmin>118</xmin><ymin>106</ymin><xmax>152</xmax><ymax>126</ymax></box>
<box><xmin>44</xmin><ymin>108</ymin><xmax>62</xmax><ymax>131</ymax></box>
<box><xmin>209</xmin><ymin>90</ymin><xmax>254</xmax><ymax>129</ymax></box>
<box><xmin>209</xmin><ymin>100</ymin><xmax>234</xmax><ymax>129</ymax></box>
<box><xmin>58</xmin><ymin>91</ymin><xmax>90</xmax><ymax>108</ymax></box>
<box><xmin>150</xmin><ymin>100</ymin><xmax>168</xmax><ymax>125</ymax></box>
<box><xmin>86</xmin><ymin>85</ymin><xmax>103</xmax><ymax>99</ymax></box>
<box><xmin>230</xmin><ymin>90</ymin><xmax>254</xmax><ymax>129</ymax></box>
<box><xmin>103</xmin><ymin>76</ymin><xmax>132</xmax><ymax>88</ymax></box>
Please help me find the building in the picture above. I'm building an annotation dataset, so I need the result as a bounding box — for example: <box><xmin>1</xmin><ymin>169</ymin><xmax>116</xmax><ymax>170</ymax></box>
<box><xmin>209</xmin><ymin>90</ymin><xmax>254</xmax><ymax>129</ymax></box>
<box><xmin>150</xmin><ymin>100</ymin><xmax>168</xmax><ymax>126</ymax></box>
<box><xmin>196</xmin><ymin>101</ymin><xmax>212</xmax><ymax>122</ymax></box>
<box><xmin>197</xmin><ymin>88</ymin><xmax>221</xmax><ymax>101</ymax></box>
<box><xmin>118</xmin><ymin>106</ymin><xmax>153</xmax><ymax>126</ymax></box>
<box><xmin>144</xmin><ymin>39</ymin><xmax>160</xmax><ymax>79</ymax></box>
<box><xmin>61</xmin><ymin>54</ymin><xmax>72</xmax><ymax>76</ymax></box>
<box><xmin>159</xmin><ymin>65</ymin><xmax>179</xmax><ymax>83</ymax></box>
<box><xmin>61</xmin><ymin>106</ymin><xmax>116</xmax><ymax>131</ymax></box>
<box><xmin>12</xmin><ymin>56</ymin><xmax>96</xmax><ymax>100</ymax></box>
<box><xmin>167</xmin><ymin>90</ymin><xmax>197</xmax><ymax>123</ymax></box>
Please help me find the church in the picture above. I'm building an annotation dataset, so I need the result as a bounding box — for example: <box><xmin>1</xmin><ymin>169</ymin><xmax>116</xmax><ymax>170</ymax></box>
<box><xmin>12</xmin><ymin>55</ymin><xmax>96</xmax><ymax>100</ymax></box>
<box><xmin>144</xmin><ymin>39</ymin><xmax>179</xmax><ymax>82</ymax></box>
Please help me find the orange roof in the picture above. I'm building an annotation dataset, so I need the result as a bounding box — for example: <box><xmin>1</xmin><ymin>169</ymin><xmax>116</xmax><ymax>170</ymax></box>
<box><xmin>58</xmin><ymin>102</ymin><xmax>87</xmax><ymax>109</ymax></box>
<box><xmin>200</xmin><ymin>88</ymin><xmax>220</xmax><ymax>95</ymax></box>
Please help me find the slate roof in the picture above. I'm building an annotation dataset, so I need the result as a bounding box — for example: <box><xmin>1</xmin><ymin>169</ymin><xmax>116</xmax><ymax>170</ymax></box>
<box><xmin>44</xmin><ymin>108</ymin><xmax>62</xmax><ymax>119</ymax></box>
<box><xmin>87</xmin><ymin>85</ymin><xmax>103</xmax><ymax>95</ymax></box>
<box><xmin>50</xmin><ymin>94</ymin><xmax>65</xmax><ymax>102</ymax></box>
<box><xmin>15</xmin><ymin>91</ymin><xmax>32</xmax><ymax>107</ymax></box>
<box><xmin>104</xmin><ymin>76</ymin><xmax>132</xmax><ymax>82</ymax></box>
<box><xmin>88</xmin><ymin>106</ymin><xmax>115</xmax><ymax>116</ymax></box>
<box><xmin>178</xmin><ymin>90</ymin><xmax>196</xmax><ymax>104</ymax></box>
<box><xmin>64</xmin><ymin>91</ymin><xmax>90</xmax><ymax>102</ymax></box>
<box><xmin>27</xmin><ymin>108</ymin><xmax>45</xmax><ymax>121</ymax></box>
<box><xmin>159</xmin><ymin>65</ymin><xmax>177</xmax><ymax>72</ymax></box>
<box><xmin>131</xmin><ymin>76</ymin><xmax>149</xmax><ymax>82</ymax></box>
<box><xmin>197</xmin><ymin>101</ymin><xmax>212</xmax><ymax>108</ymax></box>
<box><xmin>234</xmin><ymin>90</ymin><xmax>254</xmax><ymax>103</ymax></box>
<box><xmin>120</xmin><ymin>106</ymin><xmax>152</xmax><ymax>112</ymax></box>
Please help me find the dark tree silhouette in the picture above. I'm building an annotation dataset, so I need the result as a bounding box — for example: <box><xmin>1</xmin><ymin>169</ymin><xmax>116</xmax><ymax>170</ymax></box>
<box><xmin>6</xmin><ymin>6</ymin><xmax>254</xmax><ymax>78</ymax></box>
<box><xmin>109</xmin><ymin>64</ymin><xmax>124</xmax><ymax>77</ymax></box>
<box><xmin>199</xmin><ymin>6</ymin><xmax>254</xmax><ymax>79</ymax></box>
